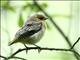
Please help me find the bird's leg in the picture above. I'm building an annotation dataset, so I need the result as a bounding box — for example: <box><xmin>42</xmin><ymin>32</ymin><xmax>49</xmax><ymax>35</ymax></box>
<box><xmin>33</xmin><ymin>44</ymin><xmax>41</xmax><ymax>53</ymax></box>
<box><xmin>33</xmin><ymin>44</ymin><xmax>41</xmax><ymax>48</ymax></box>
<box><xmin>23</xmin><ymin>44</ymin><xmax>28</xmax><ymax>54</ymax></box>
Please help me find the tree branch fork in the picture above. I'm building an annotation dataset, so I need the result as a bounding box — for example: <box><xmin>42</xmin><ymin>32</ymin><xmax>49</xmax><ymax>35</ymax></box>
<box><xmin>1</xmin><ymin>0</ymin><xmax>80</xmax><ymax>60</ymax></box>
<box><xmin>0</xmin><ymin>37</ymin><xmax>80</xmax><ymax>60</ymax></box>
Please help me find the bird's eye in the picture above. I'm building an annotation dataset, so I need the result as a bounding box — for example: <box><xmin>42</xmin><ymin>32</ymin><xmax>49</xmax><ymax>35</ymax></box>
<box><xmin>27</xmin><ymin>24</ymin><xmax>32</xmax><ymax>26</ymax></box>
<box><xmin>38</xmin><ymin>17</ymin><xmax>44</xmax><ymax>20</ymax></box>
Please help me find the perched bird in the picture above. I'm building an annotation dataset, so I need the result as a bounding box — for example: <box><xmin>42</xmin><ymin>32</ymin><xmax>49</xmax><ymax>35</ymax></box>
<box><xmin>8</xmin><ymin>14</ymin><xmax>47</xmax><ymax>46</ymax></box>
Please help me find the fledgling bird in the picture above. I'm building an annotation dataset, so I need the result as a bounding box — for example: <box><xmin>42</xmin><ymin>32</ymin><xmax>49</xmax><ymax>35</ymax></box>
<box><xmin>8</xmin><ymin>14</ymin><xmax>47</xmax><ymax>46</ymax></box>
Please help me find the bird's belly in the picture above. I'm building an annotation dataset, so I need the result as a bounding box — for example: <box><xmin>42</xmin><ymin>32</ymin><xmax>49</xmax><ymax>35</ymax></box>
<box><xmin>20</xmin><ymin>29</ymin><xmax>45</xmax><ymax>44</ymax></box>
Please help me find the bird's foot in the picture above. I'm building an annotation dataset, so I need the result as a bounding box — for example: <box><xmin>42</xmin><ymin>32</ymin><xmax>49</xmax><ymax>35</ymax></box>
<box><xmin>33</xmin><ymin>44</ymin><xmax>41</xmax><ymax>53</ymax></box>
<box><xmin>23</xmin><ymin>44</ymin><xmax>28</xmax><ymax>54</ymax></box>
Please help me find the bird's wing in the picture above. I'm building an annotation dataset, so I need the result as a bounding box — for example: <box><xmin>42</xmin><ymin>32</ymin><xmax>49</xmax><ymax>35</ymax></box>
<box><xmin>15</xmin><ymin>21</ymin><xmax>42</xmax><ymax>39</ymax></box>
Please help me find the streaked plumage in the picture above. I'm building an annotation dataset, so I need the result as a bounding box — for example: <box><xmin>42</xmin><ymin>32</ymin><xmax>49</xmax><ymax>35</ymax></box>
<box><xmin>8</xmin><ymin>14</ymin><xmax>47</xmax><ymax>46</ymax></box>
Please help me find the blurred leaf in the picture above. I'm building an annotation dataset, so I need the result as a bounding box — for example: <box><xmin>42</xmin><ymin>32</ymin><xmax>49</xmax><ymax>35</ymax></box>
<box><xmin>1</xmin><ymin>0</ymin><xmax>8</xmax><ymax>7</ymax></box>
<box><xmin>1</xmin><ymin>1</ymin><xmax>15</xmax><ymax>12</ymax></box>
<box><xmin>31</xmin><ymin>3</ymin><xmax>48</xmax><ymax>12</ymax></box>
<box><xmin>23</xmin><ymin>3</ymin><xmax>31</xmax><ymax>10</ymax></box>
<box><xmin>22</xmin><ymin>2</ymin><xmax>48</xmax><ymax>12</ymax></box>
<box><xmin>3</xmin><ymin>5</ymin><xmax>15</xmax><ymax>12</ymax></box>
<box><xmin>41</xmin><ymin>3</ymin><xmax>48</xmax><ymax>8</ymax></box>
<box><xmin>31</xmin><ymin>4</ymin><xmax>40</xmax><ymax>12</ymax></box>
<box><xmin>18</xmin><ymin>14</ymin><xmax>24</xmax><ymax>27</ymax></box>
<box><xmin>32</xmin><ymin>6</ymin><xmax>40</xmax><ymax>12</ymax></box>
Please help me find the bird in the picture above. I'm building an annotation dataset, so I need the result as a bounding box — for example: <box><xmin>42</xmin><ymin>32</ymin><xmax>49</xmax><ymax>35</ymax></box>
<box><xmin>8</xmin><ymin>14</ymin><xmax>47</xmax><ymax>47</ymax></box>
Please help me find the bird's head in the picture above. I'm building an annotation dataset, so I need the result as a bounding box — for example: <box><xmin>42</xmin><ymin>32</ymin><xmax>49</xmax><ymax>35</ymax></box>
<box><xmin>29</xmin><ymin>14</ymin><xmax>48</xmax><ymax>21</ymax></box>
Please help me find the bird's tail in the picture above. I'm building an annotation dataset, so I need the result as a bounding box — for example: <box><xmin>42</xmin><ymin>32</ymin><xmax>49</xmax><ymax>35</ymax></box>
<box><xmin>8</xmin><ymin>39</ymin><xmax>17</xmax><ymax>46</ymax></box>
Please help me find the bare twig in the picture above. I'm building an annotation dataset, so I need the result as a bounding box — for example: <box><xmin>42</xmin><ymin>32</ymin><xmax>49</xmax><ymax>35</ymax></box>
<box><xmin>1</xmin><ymin>47</ymin><xmax>80</xmax><ymax>60</ymax></box>
<box><xmin>33</xmin><ymin>0</ymin><xmax>71</xmax><ymax>47</ymax></box>
<box><xmin>9</xmin><ymin>47</ymin><xmax>71</xmax><ymax>57</ymax></box>
<box><xmin>0</xmin><ymin>55</ymin><xmax>27</xmax><ymax>60</ymax></box>
<box><xmin>71</xmin><ymin>37</ymin><xmax>80</xmax><ymax>49</ymax></box>
<box><xmin>8</xmin><ymin>56</ymin><xmax>27</xmax><ymax>60</ymax></box>
<box><xmin>1</xmin><ymin>1</ymin><xmax>80</xmax><ymax>60</ymax></box>
<box><xmin>72</xmin><ymin>50</ymin><xmax>80</xmax><ymax>57</ymax></box>
<box><xmin>33</xmin><ymin>0</ymin><xmax>80</xmax><ymax>60</ymax></box>
<box><xmin>1</xmin><ymin>38</ymin><xmax>80</xmax><ymax>60</ymax></box>
<box><xmin>7</xmin><ymin>46</ymin><xmax>80</xmax><ymax>59</ymax></box>
<box><xmin>0</xmin><ymin>55</ymin><xmax>7</xmax><ymax>60</ymax></box>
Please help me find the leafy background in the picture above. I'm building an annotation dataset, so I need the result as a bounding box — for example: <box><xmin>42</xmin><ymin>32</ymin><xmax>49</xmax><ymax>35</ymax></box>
<box><xmin>1</xmin><ymin>0</ymin><xmax>80</xmax><ymax>60</ymax></box>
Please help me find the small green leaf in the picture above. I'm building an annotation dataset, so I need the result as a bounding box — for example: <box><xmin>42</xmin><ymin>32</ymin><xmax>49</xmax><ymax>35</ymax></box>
<box><xmin>1</xmin><ymin>0</ymin><xmax>8</xmax><ymax>7</ymax></box>
<box><xmin>2</xmin><ymin>1</ymin><xmax>15</xmax><ymax>12</ymax></box>
<box><xmin>29</xmin><ymin>3</ymin><xmax>48</xmax><ymax>12</ymax></box>
<box><xmin>23</xmin><ymin>3</ymin><xmax>31</xmax><ymax>10</ymax></box>
<box><xmin>41</xmin><ymin>3</ymin><xmax>48</xmax><ymax>8</ymax></box>
<box><xmin>18</xmin><ymin>14</ymin><xmax>24</xmax><ymax>27</ymax></box>
<box><xmin>31</xmin><ymin>4</ymin><xmax>40</xmax><ymax>12</ymax></box>
<box><xmin>5</xmin><ymin>5</ymin><xmax>15</xmax><ymax>12</ymax></box>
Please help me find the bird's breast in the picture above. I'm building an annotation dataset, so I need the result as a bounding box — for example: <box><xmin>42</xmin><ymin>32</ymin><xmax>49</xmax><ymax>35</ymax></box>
<box><xmin>20</xmin><ymin>22</ymin><xmax>46</xmax><ymax>44</ymax></box>
<box><xmin>24</xmin><ymin>22</ymin><xmax>45</xmax><ymax>44</ymax></box>
<box><xmin>30</xmin><ymin>26</ymin><xmax>45</xmax><ymax>44</ymax></box>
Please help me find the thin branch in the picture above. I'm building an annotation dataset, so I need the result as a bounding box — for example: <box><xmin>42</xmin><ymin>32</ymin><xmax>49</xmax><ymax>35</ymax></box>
<box><xmin>8</xmin><ymin>47</ymin><xmax>77</xmax><ymax>58</ymax></box>
<box><xmin>1</xmin><ymin>46</ymin><xmax>80</xmax><ymax>60</ymax></box>
<box><xmin>1</xmin><ymin>1</ymin><xmax>80</xmax><ymax>60</ymax></box>
<box><xmin>8</xmin><ymin>49</ymin><xmax>23</xmax><ymax>58</ymax></box>
<box><xmin>71</xmin><ymin>37</ymin><xmax>80</xmax><ymax>49</ymax></box>
<box><xmin>0</xmin><ymin>55</ymin><xmax>27</xmax><ymax>60</ymax></box>
<box><xmin>33</xmin><ymin>0</ymin><xmax>72</xmax><ymax>47</ymax></box>
<box><xmin>33</xmin><ymin>1</ymin><xmax>80</xmax><ymax>60</ymax></box>
<box><xmin>72</xmin><ymin>50</ymin><xmax>80</xmax><ymax>57</ymax></box>
<box><xmin>8</xmin><ymin>56</ymin><xmax>27</xmax><ymax>60</ymax></box>
<box><xmin>0</xmin><ymin>55</ymin><xmax>7</xmax><ymax>60</ymax></box>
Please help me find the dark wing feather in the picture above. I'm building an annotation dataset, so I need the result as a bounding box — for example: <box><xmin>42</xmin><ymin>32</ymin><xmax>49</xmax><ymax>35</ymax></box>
<box><xmin>15</xmin><ymin>22</ymin><xmax>42</xmax><ymax>39</ymax></box>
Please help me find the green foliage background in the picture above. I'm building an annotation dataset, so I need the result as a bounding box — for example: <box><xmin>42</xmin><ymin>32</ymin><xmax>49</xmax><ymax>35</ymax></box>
<box><xmin>1</xmin><ymin>1</ymin><xmax>80</xmax><ymax>60</ymax></box>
